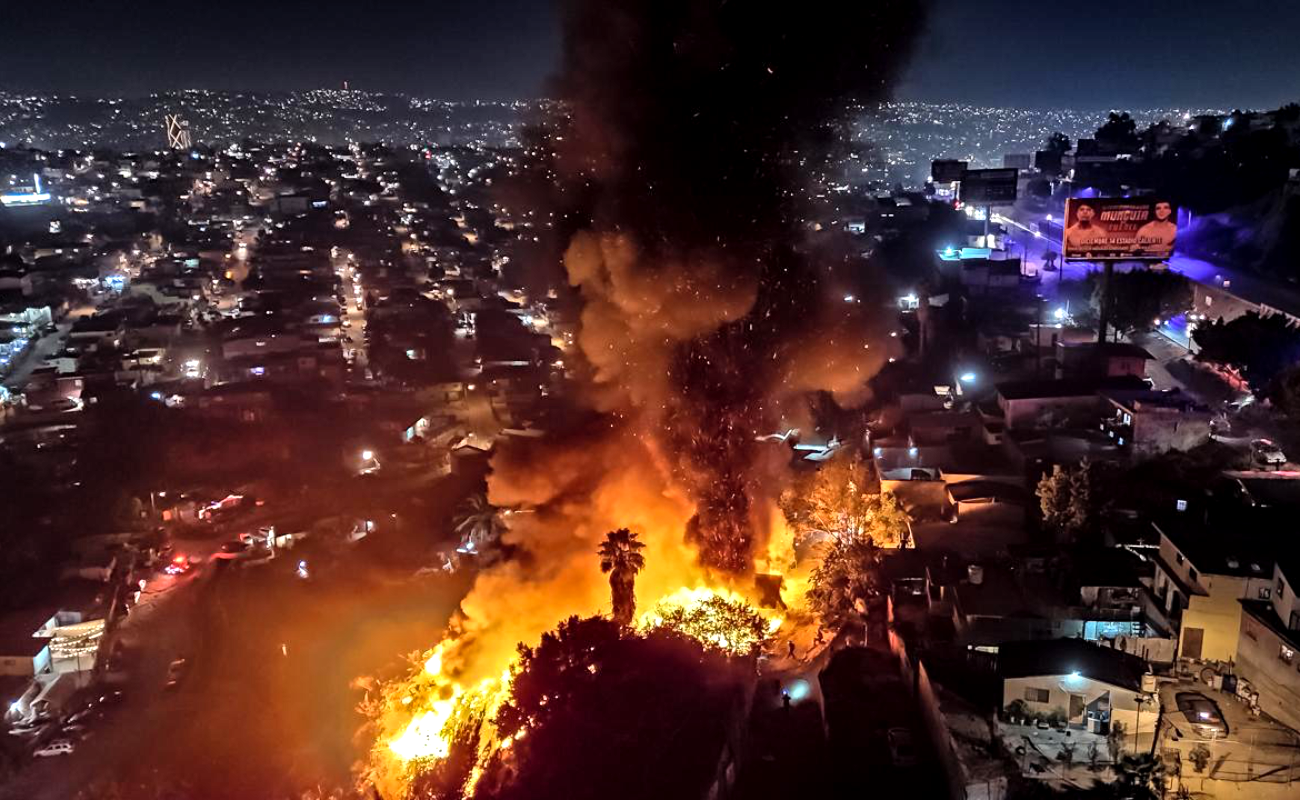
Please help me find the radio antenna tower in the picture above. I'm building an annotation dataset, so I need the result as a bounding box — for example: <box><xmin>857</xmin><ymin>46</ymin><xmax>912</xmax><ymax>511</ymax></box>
<box><xmin>164</xmin><ymin>114</ymin><xmax>193</xmax><ymax>150</ymax></box>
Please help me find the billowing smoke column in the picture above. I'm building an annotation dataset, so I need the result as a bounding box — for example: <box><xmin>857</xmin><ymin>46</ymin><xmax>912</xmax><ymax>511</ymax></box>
<box><xmin>549</xmin><ymin>0</ymin><xmax>926</xmax><ymax>573</ymax></box>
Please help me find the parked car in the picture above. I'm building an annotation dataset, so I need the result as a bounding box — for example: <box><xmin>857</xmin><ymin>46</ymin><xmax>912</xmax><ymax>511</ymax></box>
<box><xmin>886</xmin><ymin>727</ymin><xmax>919</xmax><ymax>767</ymax></box>
<box><xmin>34</xmin><ymin>740</ymin><xmax>74</xmax><ymax>758</ymax></box>
<box><xmin>1252</xmin><ymin>439</ymin><xmax>1287</xmax><ymax>469</ymax></box>
<box><xmin>1176</xmin><ymin>692</ymin><xmax>1228</xmax><ymax>739</ymax></box>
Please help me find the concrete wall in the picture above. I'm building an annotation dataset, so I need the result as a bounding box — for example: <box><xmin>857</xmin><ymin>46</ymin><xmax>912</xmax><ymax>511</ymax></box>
<box><xmin>1236</xmin><ymin>612</ymin><xmax>1300</xmax><ymax>731</ymax></box>
<box><xmin>0</xmin><ymin>649</ymin><xmax>45</xmax><ymax>677</ymax></box>
<box><xmin>1003</xmin><ymin>675</ymin><xmax>1150</xmax><ymax>733</ymax></box>
<box><xmin>1271</xmin><ymin>566</ymin><xmax>1299</xmax><ymax>630</ymax></box>
<box><xmin>1000</xmin><ymin>394</ymin><xmax>1101</xmax><ymax>430</ymax></box>
<box><xmin>1131</xmin><ymin>411</ymin><xmax>1212</xmax><ymax>459</ymax></box>
<box><xmin>1176</xmin><ymin>572</ymin><xmax>1272</xmax><ymax>663</ymax></box>
<box><xmin>1192</xmin><ymin>283</ymin><xmax>1256</xmax><ymax>326</ymax></box>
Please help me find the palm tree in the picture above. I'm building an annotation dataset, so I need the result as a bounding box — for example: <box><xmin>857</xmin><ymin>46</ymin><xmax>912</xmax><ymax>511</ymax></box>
<box><xmin>598</xmin><ymin>528</ymin><xmax>646</xmax><ymax>626</ymax></box>
<box><xmin>453</xmin><ymin>493</ymin><xmax>505</xmax><ymax>553</ymax></box>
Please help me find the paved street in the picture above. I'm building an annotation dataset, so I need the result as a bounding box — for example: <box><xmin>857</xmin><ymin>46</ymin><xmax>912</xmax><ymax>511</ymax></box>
<box><xmin>2</xmin><ymin>535</ymin><xmax>472</xmax><ymax>799</ymax></box>
<box><xmin>1</xmin><ymin>323</ymin><xmax>68</xmax><ymax>392</ymax></box>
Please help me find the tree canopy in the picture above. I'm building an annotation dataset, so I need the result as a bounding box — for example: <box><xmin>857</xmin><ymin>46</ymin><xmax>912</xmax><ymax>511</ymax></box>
<box><xmin>805</xmin><ymin>533</ymin><xmax>882</xmax><ymax>630</ymax></box>
<box><xmin>478</xmin><ymin>616</ymin><xmax>741</xmax><ymax>800</ymax></box>
<box><xmin>1037</xmin><ymin>462</ymin><xmax>1095</xmax><ymax>544</ymax></box>
<box><xmin>1088</xmin><ymin>269</ymin><xmax>1191</xmax><ymax>338</ymax></box>
<box><xmin>780</xmin><ymin>451</ymin><xmax>911</xmax><ymax>548</ymax></box>
<box><xmin>1192</xmin><ymin>311</ymin><xmax>1300</xmax><ymax>395</ymax></box>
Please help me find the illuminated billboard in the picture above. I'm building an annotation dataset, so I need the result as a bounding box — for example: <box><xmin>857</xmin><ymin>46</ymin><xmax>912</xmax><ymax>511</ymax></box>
<box><xmin>1063</xmin><ymin>197</ymin><xmax>1178</xmax><ymax>261</ymax></box>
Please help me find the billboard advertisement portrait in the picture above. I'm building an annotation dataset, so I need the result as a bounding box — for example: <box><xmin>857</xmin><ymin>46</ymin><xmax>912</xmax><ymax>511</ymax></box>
<box><xmin>1062</xmin><ymin>197</ymin><xmax>1178</xmax><ymax>261</ymax></box>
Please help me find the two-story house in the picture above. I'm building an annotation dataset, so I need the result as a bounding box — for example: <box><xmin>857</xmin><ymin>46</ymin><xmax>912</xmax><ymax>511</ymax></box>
<box><xmin>1237</xmin><ymin>550</ymin><xmax>1300</xmax><ymax>730</ymax></box>
<box><xmin>1150</xmin><ymin>518</ymin><xmax>1274</xmax><ymax>663</ymax></box>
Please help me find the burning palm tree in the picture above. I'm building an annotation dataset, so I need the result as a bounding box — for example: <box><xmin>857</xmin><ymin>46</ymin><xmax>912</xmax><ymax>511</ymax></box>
<box><xmin>598</xmin><ymin>528</ymin><xmax>646</xmax><ymax>626</ymax></box>
<box><xmin>453</xmin><ymin>493</ymin><xmax>505</xmax><ymax>554</ymax></box>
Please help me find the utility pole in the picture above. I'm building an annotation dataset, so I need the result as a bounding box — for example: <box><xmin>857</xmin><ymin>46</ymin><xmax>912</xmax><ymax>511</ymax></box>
<box><xmin>1096</xmin><ymin>261</ymin><xmax>1115</xmax><ymax>344</ymax></box>
<box><xmin>1036</xmin><ymin>296</ymin><xmax>1044</xmax><ymax>379</ymax></box>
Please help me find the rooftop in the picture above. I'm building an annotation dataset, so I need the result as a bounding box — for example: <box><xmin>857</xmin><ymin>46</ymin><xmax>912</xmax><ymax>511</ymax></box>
<box><xmin>998</xmin><ymin>638</ymin><xmax>1147</xmax><ymax>692</ymax></box>
<box><xmin>1102</xmin><ymin>388</ymin><xmax>1209</xmax><ymax>413</ymax></box>
<box><xmin>1058</xmin><ymin>341</ymin><xmax>1154</xmax><ymax>361</ymax></box>
<box><xmin>1152</xmin><ymin>518</ymin><xmax>1274</xmax><ymax>580</ymax></box>
<box><xmin>996</xmin><ymin>375</ymin><xmax>1147</xmax><ymax>401</ymax></box>
<box><xmin>0</xmin><ymin>607</ymin><xmax>56</xmax><ymax>657</ymax></box>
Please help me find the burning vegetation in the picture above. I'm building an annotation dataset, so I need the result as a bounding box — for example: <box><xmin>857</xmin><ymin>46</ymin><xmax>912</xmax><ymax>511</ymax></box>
<box><xmin>360</xmin><ymin>0</ymin><xmax>926</xmax><ymax>796</ymax></box>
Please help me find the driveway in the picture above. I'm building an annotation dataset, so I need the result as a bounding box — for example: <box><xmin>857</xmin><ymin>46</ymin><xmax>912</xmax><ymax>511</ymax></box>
<box><xmin>1157</xmin><ymin>680</ymin><xmax>1300</xmax><ymax>785</ymax></box>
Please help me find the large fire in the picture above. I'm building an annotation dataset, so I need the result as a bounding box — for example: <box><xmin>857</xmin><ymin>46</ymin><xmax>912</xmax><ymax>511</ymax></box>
<box><xmin>359</xmin><ymin>0</ymin><xmax>924</xmax><ymax>792</ymax></box>
<box><xmin>367</xmin><ymin>582</ymin><xmax>785</xmax><ymax>799</ymax></box>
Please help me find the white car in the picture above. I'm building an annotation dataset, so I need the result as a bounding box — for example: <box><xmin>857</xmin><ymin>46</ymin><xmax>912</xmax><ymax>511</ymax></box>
<box><xmin>34</xmin><ymin>740</ymin><xmax>74</xmax><ymax>757</ymax></box>
<box><xmin>1252</xmin><ymin>439</ymin><xmax>1287</xmax><ymax>469</ymax></box>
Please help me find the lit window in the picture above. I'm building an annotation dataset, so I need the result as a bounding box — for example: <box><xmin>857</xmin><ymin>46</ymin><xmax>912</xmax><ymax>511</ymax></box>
<box><xmin>1281</xmin><ymin>645</ymin><xmax>1295</xmax><ymax>665</ymax></box>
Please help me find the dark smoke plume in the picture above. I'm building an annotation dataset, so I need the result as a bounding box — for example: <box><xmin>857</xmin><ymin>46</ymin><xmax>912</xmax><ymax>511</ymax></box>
<box><xmin>533</xmin><ymin>0</ymin><xmax>927</xmax><ymax>573</ymax></box>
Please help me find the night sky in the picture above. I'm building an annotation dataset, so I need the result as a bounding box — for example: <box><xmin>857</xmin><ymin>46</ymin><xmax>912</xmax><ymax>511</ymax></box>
<box><xmin>1</xmin><ymin>0</ymin><xmax>1299</xmax><ymax>109</ymax></box>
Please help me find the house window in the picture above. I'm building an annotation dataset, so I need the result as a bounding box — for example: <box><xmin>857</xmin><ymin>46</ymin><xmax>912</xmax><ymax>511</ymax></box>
<box><xmin>1291</xmin><ymin>612</ymin><xmax>1300</xmax><ymax>632</ymax></box>
<box><xmin>1281</xmin><ymin>645</ymin><xmax>1295</xmax><ymax>665</ymax></box>
<box><xmin>1025</xmin><ymin>687</ymin><xmax>1050</xmax><ymax>704</ymax></box>
<box><xmin>1176</xmin><ymin>553</ymin><xmax>1185</xmax><ymax>566</ymax></box>
<box><xmin>1189</xmin><ymin>568</ymin><xmax>1198</xmax><ymax>583</ymax></box>
<box><xmin>1280</xmin><ymin>580</ymin><xmax>1287</xmax><ymax>601</ymax></box>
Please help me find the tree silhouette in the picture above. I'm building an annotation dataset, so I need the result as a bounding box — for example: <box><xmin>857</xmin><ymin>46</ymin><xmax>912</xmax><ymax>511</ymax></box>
<box><xmin>598</xmin><ymin>528</ymin><xmax>646</xmax><ymax>626</ymax></box>
<box><xmin>1097</xmin><ymin>112</ymin><xmax>1139</xmax><ymax>152</ymax></box>
<box><xmin>1193</xmin><ymin>311</ymin><xmax>1300</xmax><ymax>395</ymax></box>
<box><xmin>1045</xmin><ymin>132</ymin><xmax>1072</xmax><ymax>154</ymax></box>
<box><xmin>1088</xmin><ymin>270</ymin><xmax>1191</xmax><ymax>338</ymax></box>
<box><xmin>453</xmin><ymin>493</ymin><xmax>506</xmax><ymax>553</ymax></box>
<box><xmin>483</xmin><ymin>617</ymin><xmax>738</xmax><ymax>800</ymax></box>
